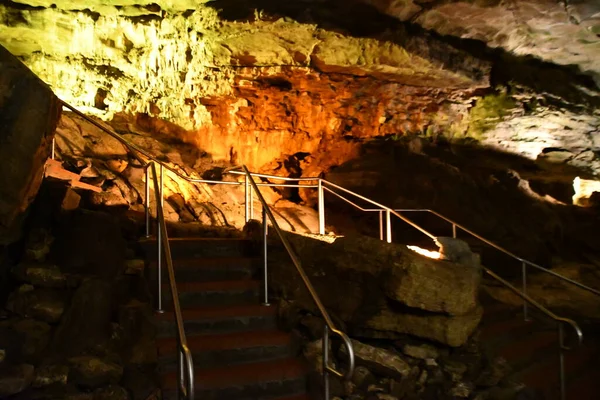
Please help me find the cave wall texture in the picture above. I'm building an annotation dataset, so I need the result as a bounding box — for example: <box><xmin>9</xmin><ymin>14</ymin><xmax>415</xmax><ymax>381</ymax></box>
<box><xmin>0</xmin><ymin>0</ymin><xmax>598</xmax><ymax>179</ymax></box>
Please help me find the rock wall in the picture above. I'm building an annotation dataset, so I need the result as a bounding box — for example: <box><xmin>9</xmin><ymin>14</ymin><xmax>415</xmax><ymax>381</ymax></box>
<box><xmin>2</xmin><ymin>0</ymin><xmax>597</xmax><ymax>180</ymax></box>
<box><xmin>364</xmin><ymin>0</ymin><xmax>600</xmax><ymax>103</ymax></box>
<box><xmin>323</xmin><ymin>138</ymin><xmax>600</xmax><ymax>266</ymax></box>
<box><xmin>0</xmin><ymin>191</ymin><xmax>157</xmax><ymax>400</ymax></box>
<box><xmin>0</xmin><ymin>0</ymin><xmax>599</xmax><ymax>256</ymax></box>
<box><xmin>270</xmin><ymin>233</ymin><xmax>482</xmax><ymax>347</ymax></box>
<box><xmin>0</xmin><ymin>44</ymin><xmax>61</xmax><ymax>245</ymax></box>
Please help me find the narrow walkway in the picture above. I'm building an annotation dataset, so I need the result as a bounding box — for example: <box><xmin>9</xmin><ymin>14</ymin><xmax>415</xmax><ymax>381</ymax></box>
<box><xmin>140</xmin><ymin>234</ymin><xmax>310</xmax><ymax>400</ymax></box>
<box><xmin>480</xmin><ymin>294</ymin><xmax>600</xmax><ymax>400</ymax></box>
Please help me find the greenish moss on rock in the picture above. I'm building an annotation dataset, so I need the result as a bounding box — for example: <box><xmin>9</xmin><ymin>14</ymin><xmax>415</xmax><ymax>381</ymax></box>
<box><xmin>467</xmin><ymin>91</ymin><xmax>516</xmax><ymax>139</ymax></box>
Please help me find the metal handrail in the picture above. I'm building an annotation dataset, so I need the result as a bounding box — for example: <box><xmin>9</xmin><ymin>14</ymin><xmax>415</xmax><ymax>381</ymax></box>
<box><xmin>149</xmin><ymin>162</ymin><xmax>194</xmax><ymax>399</ymax></box>
<box><xmin>321</xmin><ymin>180</ymin><xmax>436</xmax><ymax>240</ymax></box>
<box><xmin>387</xmin><ymin>208</ymin><xmax>600</xmax><ymax>297</ymax></box>
<box><xmin>319</xmin><ymin>184</ymin><xmax>593</xmax><ymax>400</ymax></box>
<box><xmin>241</xmin><ymin>165</ymin><xmax>355</xmax><ymax>398</ymax></box>
<box><xmin>60</xmin><ymin>101</ymin><xmax>239</xmax><ymax>186</ymax></box>
<box><xmin>484</xmin><ymin>267</ymin><xmax>581</xmax><ymax>400</ymax></box>
<box><xmin>227</xmin><ymin>169</ymin><xmax>320</xmax><ymax>182</ymax></box>
<box><xmin>56</xmin><ymin>102</ymin><xmax>354</xmax><ymax>398</ymax></box>
<box><xmin>484</xmin><ymin>267</ymin><xmax>582</xmax><ymax>346</ymax></box>
<box><xmin>55</xmin><ymin>99</ymin><xmax>594</xmax><ymax>399</ymax></box>
<box><xmin>57</xmin><ymin>101</ymin><xmax>600</xmax><ymax>299</ymax></box>
<box><xmin>59</xmin><ymin>103</ymin><xmax>322</xmax><ymax>192</ymax></box>
<box><xmin>54</xmin><ymin>102</ymin><xmax>195</xmax><ymax>398</ymax></box>
<box><xmin>317</xmin><ymin>178</ymin><xmax>600</xmax><ymax>297</ymax></box>
<box><xmin>318</xmin><ymin>184</ymin><xmax>589</xmax><ymax>327</ymax></box>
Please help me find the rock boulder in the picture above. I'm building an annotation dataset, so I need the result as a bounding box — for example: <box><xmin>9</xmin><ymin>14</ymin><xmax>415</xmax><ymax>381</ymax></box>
<box><xmin>0</xmin><ymin>44</ymin><xmax>61</xmax><ymax>244</ymax></box>
<box><xmin>52</xmin><ymin>279</ymin><xmax>113</xmax><ymax>357</ymax></box>
<box><xmin>269</xmin><ymin>233</ymin><xmax>482</xmax><ymax>346</ymax></box>
<box><xmin>0</xmin><ymin>364</ymin><xmax>34</xmax><ymax>397</ymax></box>
<box><xmin>68</xmin><ymin>356</ymin><xmax>123</xmax><ymax>389</ymax></box>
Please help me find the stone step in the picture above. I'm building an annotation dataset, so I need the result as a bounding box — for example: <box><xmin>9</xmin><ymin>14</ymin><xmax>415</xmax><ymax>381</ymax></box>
<box><xmin>149</xmin><ymin>257</ymin><xmax>258</xmax><ymax>282</ymax></box>
<box><xmin>155</xmin><ymin>304</ymin><xmax>278</xmax><ymax>337</ymax></box>
<box><xmin>512</xmin><ymin>341</ymin><xmax>599</xmax><ymax>400</ymax></box>
<box><xmin>162</xmin><ymin>280</ymin><xmax>261</xmax><ymax>308</ymax></box>
<box><xmin>160</xmin><ymin>358</ymin><xmax>308</xmax><ymax>400</ymax></box>
<box><xmin>157</xmin><ymin>330</ymin><xmax>294</xmax><ymax>371</ymax></box>
<box><xmin>480</xmin><ymin>300</ymin><xmax>600</xmax><ymax>398</ymax></box>
<box><xmin>140</xmin><ymin>237</ymin><xmax>251</xmax><ymax>259</ymax></box>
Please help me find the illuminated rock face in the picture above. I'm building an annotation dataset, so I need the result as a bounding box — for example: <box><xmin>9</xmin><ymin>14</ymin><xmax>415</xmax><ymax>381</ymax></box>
<box><xmin>363</xmin><ymin>0</ymin><xmax>600</xmax><ymax>101</ymax></box>
<box><xmin>0</xmin><ymin>2</ymin><xmax>479</xmax><ymax>128</ymax></box>
<box><xmin>270</xmin><ymin>232</ymin><xmax>482</xmax><ymax>346</ymax></box>
<box><xmin>0</xmin><ymin>0</ymin><xmax>598</xmax><ymax>179</ymax></box>
<box><xmin>0</xmin><ymin>0</ymin><xmax>488</xmax><ymax>172</ymax></box>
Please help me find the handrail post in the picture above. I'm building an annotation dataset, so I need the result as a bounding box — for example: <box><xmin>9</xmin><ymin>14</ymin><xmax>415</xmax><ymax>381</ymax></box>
<box><xmin>150</xmin><ymin>163</ymin><xmax>194</xmax><ymax>400</ymax></box>
<box><xmin>51</xmin><ymin>137</ymin><xmax>56</xmax><ymax>160</ymax></box>
<box><xmin>262</xmin><ymin>206</ymin><xmax>270</xmax><ymax>306</ymax></box>
<box><xmin>178</xmin><ymin>348</ymin><xmax>183</xmax><ymax>398</ymax></box>
<box><xmin>145</xmin><ymin>164</ymin><xmax>150</xmax><ymax>238</ymax></box>
<box><xmin>379</xmin><ymin>211</ymin><xmax>384</xmax><ymax>241</ymax></box>
<box><xmin>452</xmin><ymin>223</ymin><xmax>457</xmax><ymax>239</ymax></box>
<box><xmin>318</xmin><ymin>179</ymin><xmax>325</xmax><ymax>235</ymax></box>
<box><xmin>558</xmin><ymin>323</ymin><xmax>566</xmax><ymax>400</ymax></box>
<box><xmin>156</xmin><ymin>164</ymin><xmax>164</xmax><ymax>313</ymax></box>
<box><xmin>241</xmin><ymin>166</ymin><xmax>354</xmax><ymax>394</ymax></box>
<box><xmin>385</xmin><ymin>210</ymin><xmax>392</xmax><ymax>243</ymax></box>
<box><xmin>245</xmin><ymin>174</ymin><xmax>250</xmax><ymax>223</ymax></box>
<box><xmin>250</xmin><ymin>182</ymin><xmax>255</xmax><ymax>220</ymax></box>
<box><xmin>522</xmin><ymin>261</ymin><xmax>529</xmax><ymax>321</ymax></box>
<box><xmin>323</xmin><ymin>324</ymin><xmax>330</xmax><ymax>400</ymax></box>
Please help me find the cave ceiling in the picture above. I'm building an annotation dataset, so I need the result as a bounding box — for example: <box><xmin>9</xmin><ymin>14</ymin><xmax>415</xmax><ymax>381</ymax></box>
<box><xmin>0</xmin><ymin>0</ymin><xmax>599</xmax><ymax>178</ymax></box>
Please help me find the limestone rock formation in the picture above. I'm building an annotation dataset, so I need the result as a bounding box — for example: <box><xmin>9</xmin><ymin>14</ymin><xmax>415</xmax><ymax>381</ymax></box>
<box><xmin>0</xmin><ymin>44</ymin><xmax>61</xmax><ymax>244</ymax></box>
<box><xmin>53</xmin><ymin>111</ymin><xmax>323</xmax><ymax>231</ymax></box>
<box><xmin>0</xmin><ymin>0</ymin><xmax>598</xmax><ymax>192</ymax></box>
<box><xmin>341</xmin><ymin>339</ymin><xmax>411</xmax><ymax>378</ymax></box>
<box><xmin>269</xmin><ymin>233</ymin><xmax>481</xmax><ymax>346</ymax></box>
<box><xmin>364</xmin><ymin>0</ymin><xmax>600</xmax><ymax>100</ymax></box>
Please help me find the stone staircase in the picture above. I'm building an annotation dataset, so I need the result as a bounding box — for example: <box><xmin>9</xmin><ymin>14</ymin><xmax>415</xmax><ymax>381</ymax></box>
<box><xmin>140</xmin><ymin>236</ymin><xmax>310</xmax><ymax>400</ymax></box>
<box><xmin>480</xmin><ymin>296</ymin><xmax>600</xmax><ymax>400</ymax></box>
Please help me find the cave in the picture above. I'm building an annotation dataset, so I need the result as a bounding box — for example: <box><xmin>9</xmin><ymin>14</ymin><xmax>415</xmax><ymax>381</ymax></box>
<box><xmin>1</xmin><ymin>0</ymin><xmax>600</xmax><ymax>399</ymax></box>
